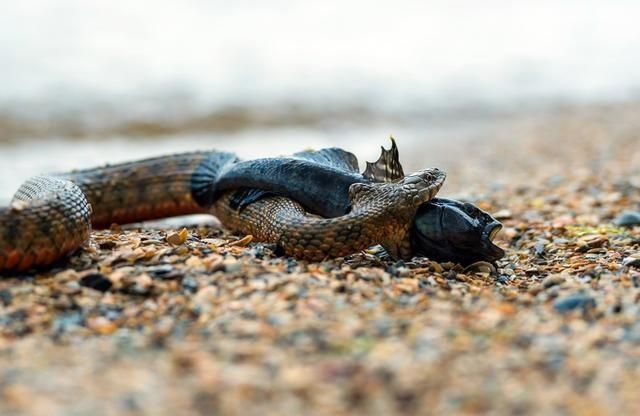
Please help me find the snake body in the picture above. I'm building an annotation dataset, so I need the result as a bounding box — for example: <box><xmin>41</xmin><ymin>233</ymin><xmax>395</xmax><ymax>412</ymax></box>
<box><xmin>0</xmin><ymin>149</ymin><xmax>445</xmax><ymax>272</ymax></box>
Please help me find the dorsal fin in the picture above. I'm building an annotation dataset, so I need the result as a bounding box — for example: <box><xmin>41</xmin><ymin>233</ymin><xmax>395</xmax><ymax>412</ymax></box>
<box><xmin>363</xmin><ymin>137</ymin><xmax>405</xmax><ymax>182</ymax></box>
<box><xmin>292</xmin><ymin>147</ymin><xmax>360</xmax><ymax>173</ymax></box>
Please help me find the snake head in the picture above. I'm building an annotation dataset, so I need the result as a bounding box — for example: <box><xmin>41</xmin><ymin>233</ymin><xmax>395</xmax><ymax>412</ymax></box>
<box><xmin>400</xmin><ymin>168</ymin><xmax>447</xmax><ymax>206</ymax></box>
<box><xmin>348</xmin><ymin>167</ymin><xmax>445</xmax><ymax>208</ymax></box>
<box><xmin>410</xmin><ymin>198</ymin><xmax>505</xmax><ymax>265</ymax></box>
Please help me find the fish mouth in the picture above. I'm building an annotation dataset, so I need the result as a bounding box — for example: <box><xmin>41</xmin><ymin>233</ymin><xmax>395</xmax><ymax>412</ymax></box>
<box><xmin>483</xmin><ymin>222</ymin><xmax>506</xmax><ymax>261</ymax></box>
<box><xmin>488</xmin><ymin>222</ymin><xmax>502</xmax><ymax>241</ymax></box>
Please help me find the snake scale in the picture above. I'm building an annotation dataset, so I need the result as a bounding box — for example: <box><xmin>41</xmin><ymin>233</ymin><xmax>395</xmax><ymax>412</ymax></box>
<box><xmin>0</xmin><ymin>144</ymin><xmax>447</xmax><ymax>272</ymax></box>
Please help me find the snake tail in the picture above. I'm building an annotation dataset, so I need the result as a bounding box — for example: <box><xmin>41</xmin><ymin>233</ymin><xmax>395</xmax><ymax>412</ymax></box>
<box><xmin>0</xmin><ymin>151</ymin><xmax>237</xmax><ymax>272</ymax></box>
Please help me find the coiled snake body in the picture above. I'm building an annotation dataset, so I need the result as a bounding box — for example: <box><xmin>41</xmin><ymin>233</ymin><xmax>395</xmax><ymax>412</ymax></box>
<box><xmin>0</xmin><ymin>147</ymin><xmax>445</xmax><ymax>272</ymax></box>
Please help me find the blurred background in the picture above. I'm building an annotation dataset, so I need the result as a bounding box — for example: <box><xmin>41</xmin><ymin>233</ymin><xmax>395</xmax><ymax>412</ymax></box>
<box><xmin>1</xmin><ymin>0</ymin><xmax>639</xmax><ymax>201</ymax></box>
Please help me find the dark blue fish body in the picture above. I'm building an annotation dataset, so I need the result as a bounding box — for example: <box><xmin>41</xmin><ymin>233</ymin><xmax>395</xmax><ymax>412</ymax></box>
<box><xmin>411</xmin><ymin>198</ymin><xmax>504</xmax><ymax>264</ymax></box>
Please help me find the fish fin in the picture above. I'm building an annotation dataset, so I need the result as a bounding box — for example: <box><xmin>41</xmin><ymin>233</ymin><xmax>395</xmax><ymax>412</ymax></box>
<box><xmin>362</xmin><ymin>137</ymin><xmax>405</xmax><ymax>182</ymax></box>
<box><xmin>293</xmin><ymin>148</ymin><xmax>360</xmax><ymax>173</ymax></box>
<box><xmin>190</xmin><ymin>152</ymin><xmax>239</xmax><ymax>207</ymax></box>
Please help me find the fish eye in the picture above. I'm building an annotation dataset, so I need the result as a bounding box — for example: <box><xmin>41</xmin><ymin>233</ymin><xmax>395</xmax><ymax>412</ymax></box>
<box><xmin>462</xmin><ymin>202</ymin><xmax>478</xmax><ymax>215</ymax></box>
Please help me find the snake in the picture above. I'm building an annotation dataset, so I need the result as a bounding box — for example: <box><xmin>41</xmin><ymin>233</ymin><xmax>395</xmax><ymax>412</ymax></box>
<box><xmin>0</xmin><ymin>140</ymin><xmax>503</xmax><ymax>273</ymax></box>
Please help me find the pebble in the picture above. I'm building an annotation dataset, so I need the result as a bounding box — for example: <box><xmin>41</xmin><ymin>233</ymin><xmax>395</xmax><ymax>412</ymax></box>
<box><xmin>553</xmin><ymin>294</ymin><xmax>596</xmax><ymax>313</ymax></box>
<box><xmin>87</xmin><ymin>317</ymin><xmax>118</xmax><ymax>335</ymax></box>
<box><xmin>147</xmin><ymin>264</ymin><xmax>183</xmax><ymax>280</ymax></box>
<box><xmin>614</xmin><ymin>211</ymin><xmax>640</xmax><ymax>227</ymax></box>
<box><xmin>192</xmin><ymin>286</ymin><xmax>219</xmax><ymax>314</ymax></box>
<box><xmin>125</xmin><ymin>273</ymin><xmax>154</xmax><ymax>295</ymax></box>
<box><xmin>622</xmin><ymin>255</ymin><xmax>640</xmax><ymax>268</ymax></box>
<box><xmin>79</xmin><ymin>273</ymin><xmax>113</xmax><ymax>292</ymax></box>
<box><xmin>542</xmin><ymin>275</ymin><xmax>565</xmax><ymax>289</ymax></box>
<box><xmin>0</xmin><ymin>119</ymin><xmax>639</xmax><ymax>414</ymax></box>
<box><xmin>166</xmin><ymin>228</ymin><xmax>190</xmax><ymax>246</ymax></box>
<box><xmin>576</xmin><ymin>235</ymin><xmax>608</xmax><ymax>252</ymax></box>
<box><xmin>0</xmin><ymin>289</ymin><xmax>13</xmax><ymax>306</ymax></box>
<box><xmin>228</xmin><ymin>235</ymin><xmax>253</xmax><ymax>247</ymax></box>
<box><xmin>533</xmin><ymin>242</ymin><xmax>546</xmax><ymax>257</ymax></box>
<box><xmin>493</xmin><ymin>209</ymin><xmax>512</xmax><ymax>220</ymax></box>
<box><xmin>181</xmin><ymin>276</ymin><xmax>199</xmax><ymax>293</ymax></box>
<box><xmin>223</xmin><ymin>258</ymin><xmax>242</xmax><ymax>273</ymax></box>
<box><xmin>464</xmin><ymin>261</ymin><xmax>496</xmax><ymax>275</ymax></box>
<box><xmin>51</xmin><ymin>311</ymin><xmax>85</xmax><ymax>335</ymax></box>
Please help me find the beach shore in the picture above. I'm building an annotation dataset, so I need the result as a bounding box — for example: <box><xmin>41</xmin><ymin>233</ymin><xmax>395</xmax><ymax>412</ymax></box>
<box><xmin>0</xmin><ymin>104</ymin><xmax>639</xmax><ymax>415</ymax></box>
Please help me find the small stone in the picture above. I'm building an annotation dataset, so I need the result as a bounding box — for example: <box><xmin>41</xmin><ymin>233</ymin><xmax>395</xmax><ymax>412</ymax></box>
<box><xmin>493</xmin><ymin>209</ymin><xmax>512</xmax><ymax>220</ymax></box>
<box><xmin>87</xmin><ymin>316</ymin><xmax>117</xmax><ymax>335</ymax></box>
<box><xmin>126</xmin><ymin>273</ymin><xmax>154</xmax><ymax>295</ymax></box>
<box><xmin>181</xmin><ymin>275</ymin><xmax>199</xmax><ymax>293</ymax></box>
<box><xmin>174</xmin><ymin>246</ymin><xmax>189</xmax><ymax>255</ymax></box>
<box><xmin>552</xmin><ymin>215</ymin><xmax>574</xmax><ymax>228</ymax></box>
<box><xmin>281</xmin><ymin>283</ymin><xmax>301</xmax><ymax>300</ymax></box>
<box><xmin>429</xmin><ymin>261</ymin><xmax>444</xmax><ymax>273</ymax></box>
<box><xmin>249</xmin><ymin>279</ymin><xmax>267</xmax><ymax>291</ymax></box>
<box><xmin>51</xmin><ymin>311</ymin><xmax>85</xmax><ymax>334</ymax></box>
<box><xmin>614</xmin><ymin>211</ymin><xmax>640</xmax><ymax>227</ymax></box>
<box><xmin>202</xmin><ymin>238</ymin><xmax>227</xmax><ymax>247</ymax></box>
<box><xmin>622</xmin><ymin>255</ymin><xmax>640</xmax><ymax>268</ymax></box>
<box><xmin>503</xmin><ymin>268</ymin><xmax>515</xmax><ymax>277</ymax></box>
<box><xmin>79</xmin><ymin>273</ymin><xmax>113</xmax><ymax>292</ymax></box>
<box><xmin>527</xmin><ymin>284</ymin><xmax>543</xmax><ymax>295</ymax></box>
<box><xmin>192</xmin><ymin>286</ymin><xmax>219</xmax><ymax>314</ymax></box>
<box><xmin>464</xmin><ymin>261</ymin><xmax>496</xmax><ymax>275</ymax></box>
<box><xmin>542</xmin><ymin>275</ymin><xmax>565</xmax><ymax>289</ymax></box>
<box><xmin>228</xmin><ymin>235</ymin><xmax>253</xmax><ymax>247</ymax></box>
<box><xmin>99</xmin><ymin>240</ymin><xmax>117</xmax><ymax>249</ymax></box>
<box><xmin>166</xmin><ymin>228</ymin><xmax>190</xmax><ymax>246</ymax></box>
<box><xmin>394</xmin><ymin>267</ymin><xmax>412</xmax><ymax>278</ymax></box>
<box><xmin>0</xmin><ymin>289</ymin><xmax>13</xmax><ymax>306</ymax></box>
<box><xmin>223</xmin><ymin>258</ymin><xmax>241</xmax><ymax>273</ymax></box>
<box><xmin>147</xmin><ymin>264</ymin><xmax>183</xmax><ymax>280</ymax></box>
<box><xmin>554</xmin><ymin>294</ymin><xmax>596</xmax><ymax>313</ymax></box>
<box><xmin>152</xmin><ymin>317</ymin><xmax>175</xmax><ymax>340</ymax></box>
<box><xmin>533</xmin><ymin>242</ymin><xmax>546</xmax><ymax>257</ymax></box>
<box><xmin>185</xmin><ymin>256</ymin><xmax>204</xmax><ymax>269</ymax></box>
<box><xmin>576</xmin><ymin>235</ymin><xmax>608</xmax><ymax>252</ymax></box>
<box><xmin>503</xmin><ymin>227</ymin><xmax>518</xmax><ymax>240</ymax></box>
<box><xmin>395</xmin><ymin>278</ymin><xmax>419</xmax><ymax>293</ymax></box>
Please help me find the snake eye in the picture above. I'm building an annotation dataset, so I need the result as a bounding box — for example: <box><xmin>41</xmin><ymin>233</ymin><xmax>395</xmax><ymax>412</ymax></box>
<box><xmin>462</xmin><ymin>203</ymin><xmax>477</xmax><ymax>214</ymax></box>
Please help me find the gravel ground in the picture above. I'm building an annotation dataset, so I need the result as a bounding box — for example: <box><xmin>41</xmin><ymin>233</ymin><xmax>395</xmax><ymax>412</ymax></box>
<box><xmin>0</xmin><ymin>105</ymin><xmax>639</xmax><ymax>416</ymax></box>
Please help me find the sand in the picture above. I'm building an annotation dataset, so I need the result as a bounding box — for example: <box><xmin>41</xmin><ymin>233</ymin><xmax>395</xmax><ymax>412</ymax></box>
<box><xmin>0</xmin><ymin>103</ymin><xmax>639</xmax><ymax>415</ymax></box>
